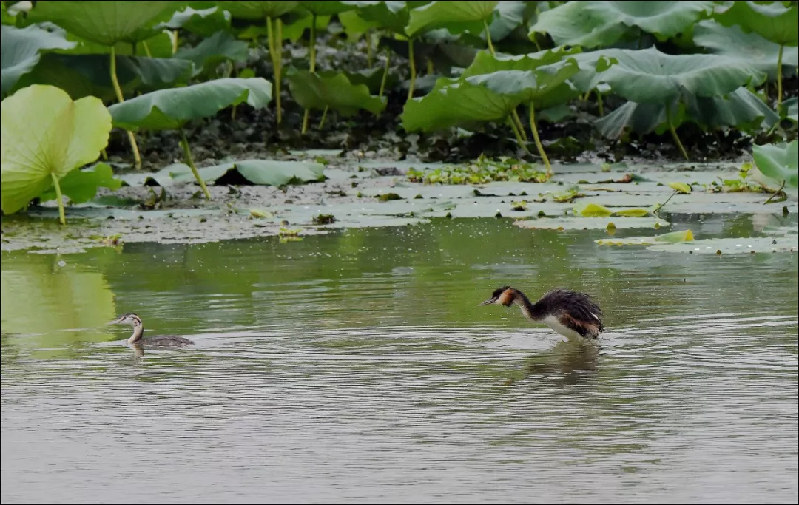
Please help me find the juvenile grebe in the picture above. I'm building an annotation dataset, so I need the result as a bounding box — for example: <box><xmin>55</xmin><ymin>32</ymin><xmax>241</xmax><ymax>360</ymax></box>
<box><xmin>108</xmin><ymin>313</ymin><xmax>194</xmax><ymax>347</ymax></box>
<box><xmin>480</xmin><ymin>286</ymin><xmax>604</xmax><ymax>340</ymax></box>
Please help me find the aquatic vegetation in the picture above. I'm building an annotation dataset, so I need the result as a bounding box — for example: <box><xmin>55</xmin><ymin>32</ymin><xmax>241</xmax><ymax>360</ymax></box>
<box><xmin>752</xmin><ymin>140</ymin><xmax>798</xmax><ymax>190</ymax></box>
<box><xmin>1</xmin><ymin>85</ymin><xmax>113</xmax><ymax>225</ymax></box>
<box><xmin>108</xmin><ymin>78</ymin><xmax>273</xmax><ymax>199</ymax></box>
<box><xmin>407</xmin><ymin>156</ymin><xmax>550</xmax><ymax>185</ymax></box>
<box><xmin>595</xmin><ymin>229</ymin><xmax>695</xmax><ymax>246</ymax></box>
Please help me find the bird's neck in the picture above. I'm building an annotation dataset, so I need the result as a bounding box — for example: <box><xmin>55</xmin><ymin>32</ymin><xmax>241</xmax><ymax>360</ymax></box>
<box><xmin>513</xmin><ymin>291</ymin><xmax>546</xmax><ymax>321</ymax></box>
<box><xmin>127</xmin><ymin>324</ymin><xmax>144</xmax><ymax>344</ymax></box>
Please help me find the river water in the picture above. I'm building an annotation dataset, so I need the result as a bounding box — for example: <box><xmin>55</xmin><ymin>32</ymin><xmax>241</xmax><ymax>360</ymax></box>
<box><xmin>2</xmin><ymin>218</ymin><xmax>797</xmax><ymax>503</ymax></box>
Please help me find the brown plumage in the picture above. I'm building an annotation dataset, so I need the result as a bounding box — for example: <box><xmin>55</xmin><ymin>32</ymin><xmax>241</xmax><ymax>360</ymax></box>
<box><xmin>480</xmin><ymin>286</ymin><xmax>604</xmax><ymax>340</ymax></box>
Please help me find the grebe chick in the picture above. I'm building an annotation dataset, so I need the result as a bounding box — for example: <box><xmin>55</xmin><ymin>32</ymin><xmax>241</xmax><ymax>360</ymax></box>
<box><xmin>480</xmin><ymin>286</ymin><xmax>604</xmax><ymax>340</ymax></box>
<box><xmin>108</xmin><ymin>313</ymin><xmax>194</xmax><ymax>347</ymax></box>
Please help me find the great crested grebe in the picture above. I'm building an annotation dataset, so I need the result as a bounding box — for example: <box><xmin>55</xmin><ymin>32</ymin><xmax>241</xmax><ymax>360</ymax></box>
<box><xmin>108</xmin><ymin>313</ymin><xmax>194</xmax><ymax>347</ymax></box>
<box><xmin>480</xmin><ymin>286</ymin><xmax>604</xmax><ymax>340</ymax></box>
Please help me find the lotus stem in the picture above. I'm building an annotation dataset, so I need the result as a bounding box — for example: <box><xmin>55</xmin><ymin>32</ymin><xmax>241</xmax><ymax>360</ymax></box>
<box><xmin>379</xmin><ymin>50</ymin><xmax>391</xmax><ymax>98</ymax></box>
<box><xmin>512</xmin><ymin>108</ymin><xmax>527</xmax><ymax>141</ymax></box>
<box><xmin>407</xmin><ymin>38</ymin><xmax>416</xmax><ymax>102</ymax></box>
<box><xmin>506</xmin><ymin>117</ymin><xmax>533</xmax><ymax>158</ymax></box>
<box><xmin>427</xmin><ymin>58</ymin><xmax>433</xmax><ymax>75</ymax></box>
<box><xmin>172</xmin><ymin>30</ymin><xmax>178</xmax><ymax>54</ymax></box>
<box><xmin>51</xmin><ymin>173</ymin><xmax>66</xmax><ymax>225</ymax></box>
<box><xmin>110</xmin><ymin>47</ymin><xmax>142</xmax><ymax>170</ymax></box>
<box><xmin>777</xmin><ymin>43</ymin><xmax>784</xmax><ymax>106</ymax></box>
<box><xmin>302</xmin><ymin>14</ymin><xmax>318</xmax><ymax>134</ymax></box>
<box><xmin>267</xmin><ymin>16</ymin><xmax>283</xmax><ymax>124</ymax></box>
<box><xmin>666</xmin><ymin>102</ymin><xmax>689</xmax><ymax>160</ymax></box>
<box><xmin>484</xmin><ymin>19</ymin><xmax>494</xmax><ymax>54</ymax></box>
<box><xmin>179</xmin><ymin>127</ymin><xmax>212</xmax><ymax>200</ymax></box>
<box><xmin>101</xmin><ymin>149</ymin><xmax>107</xmax><ymax>160</ymax></box>
<box><xmin>319</xmin><ymin>106</ymin><xmax>329</xmax><ymax>129</ymax></box>
<box><xmin>366</xmin><ymin>29</ymin><xmax>373</xmax><ymax>67</ymax></box>
<box><xmin>142</xmin><ymin>40</ymin><xmax>152</xmax><ymax>58</ymax></box>
<box><xmin>528</xmin><ymin>104</ymin><xmax>552</xmax><ymax>176</ymax></box>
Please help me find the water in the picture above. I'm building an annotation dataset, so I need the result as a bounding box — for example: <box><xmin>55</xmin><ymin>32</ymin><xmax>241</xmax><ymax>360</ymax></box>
<box><xmin>2</xmin><ymin>218</ymin><xmax>797</xmax><ymax>503</ymax></box>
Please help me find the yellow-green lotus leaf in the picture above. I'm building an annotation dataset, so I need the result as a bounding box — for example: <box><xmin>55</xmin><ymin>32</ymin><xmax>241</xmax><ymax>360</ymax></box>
<box><xmin>1</xmin><ymin>85</ymin><xmax>111</xmax><ymax>214</ymax></box>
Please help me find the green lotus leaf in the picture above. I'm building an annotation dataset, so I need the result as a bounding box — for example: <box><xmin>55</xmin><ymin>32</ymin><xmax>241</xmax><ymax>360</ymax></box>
<box><xmin>401</xmin><ymin>59</ymin><xmax>579</xmax><ymax>132</ymax></box>
<box><xmin>39</xmin><ymin>162</ymin><xmax>123</xmax><ymax>204</ymax></box>
<box><xmin>1</xmin><ymin>85</ymin><xmax>111</xmax><ymax>217</ymax></box>
<box><xmin>15</xmin><ymin>53</ymin><xmax>193</xmax><ymax>102</ymax></box>
<box><xmin>174</xmin><ymin>31</ymin><xmax>249</xmax><ymax>76</ymax></box>
<box><xmin>592</xmin><ymin>47</ymin><xmax>767</xmax><ymax>105</ymax></box>
<box><xmin>338</xmin><ymin>10</ymin><xmax>381</xmax><ymax>41</ymax></box>
<box><xmin>169</xmin><ymin>160</ymin><xmax>325</xmax><ymax>187</ymax></box>
<box><xmin>693</xmin><ymin>19</ymin><xmax>799</xmax><ymax>80</ymax></box>
<box><xmin>669</xmin><ymin>182</ymin><xmax>692</xmax><ymax>194</ymax></box>
<box><xmin>344</xmin><ymin>1</ymin><xmax>413</xmax><ymax>36</ymax></box>
<box><xmin>515</xmin><ymin>217</ymin><xmax>669</xmax><ymax>230</ymax></box>
<box><xmin>781</xmin><ymin>97</ymin><xmax>798</xmax><ymax>123</ymax></box>
<box><xmin>648</xmin><ymin>236</ymin><xmax>798</xmax><ymax>255</ymax></box>
<box><xmin>63</xmin><ymin>31</ymin><xmax>175</xmax><ymax>58</ymax></box>
<box><xmin>596</xmin><ymin>87</ymin><xmax>779</xmax><ymax>138</ymax></box>
<box><xmin>1</xmin><ymin>24</ymin><xmax>76</xmax><ymax>96</ymax></box>
<box><xmin>406</xmin><ymin>1</ymin><xmax>498</xmax><ymax>38</ymax></box>
<box><xmin>27</xmin><ymin>1</ymin><xmax>179</xmax><ymax>46</ymax></box>
<box><xmin>319</xmin><ymin>68</ymin><xmax>398</xmax><ymax>95</ymax></box>
<box><xmin>528</xmin><ymin>1</ymin><xmax>630</xmax><ymax>49</ymax></box>
<box><xmin>286</xmin><ymin>70</ymin><xmax>386</xmax><ymax>116</ymax></box>
<box><xmin>582</xmin><ymin>1</ymin><xmax>714</xmax><ymax>40</ymax></box>
<box><xmin>108</xmin><ymin>77</ymin><xmax>272</xmax><ymax>130</ymax></box>
<box><xmin>218</xmin><ymin>1</ymin><xmax>299</xmax><ymax>19</ymax></box>
<box><xmin>715</xmin><ymin>1</ymin><xmax>798</xmax><ymax>46</ymax></box>
<box><xmin>162</xmin><ymin>6</ymin><xmax>231</xmax><ymax>36</ymax></box>
<box><xmin>752</xmin><ymin>141</ymin><xmax>798</xmax><ymax>189</ymax></box>
<box><xmin>461</xmin><ymin>46</ymin><xmax>582</xmax><ymax>77</ymax></box>
<box><xmin>299</xmin><ymin>0</ymin><xmax>354</xmax><ymax>16</ymax></box>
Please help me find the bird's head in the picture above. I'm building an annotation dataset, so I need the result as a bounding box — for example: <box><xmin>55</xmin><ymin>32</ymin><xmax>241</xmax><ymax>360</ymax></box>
<box><xmin>479</xmin><ymin>286</ymin><xmax>516</xmax><ymax>307</ymax></box>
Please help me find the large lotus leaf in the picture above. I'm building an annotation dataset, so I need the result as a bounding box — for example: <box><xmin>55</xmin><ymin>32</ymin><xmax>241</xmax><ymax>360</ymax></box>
<box><xmin>174</xmin><ymin>31</ymin><xmax>249</xmax><ymax>76</ymax></box>
<box><xmin>406</xmin><ymin>1</ymin><xmax>497</xmax><ymax>38</ymax></box>
<box><xmin>402</xmin><ymin>60</ymin><xmax>579</xmax><ymax>132</ymax></box>
<box><xmin>344</xmin><ymin>1</ymin><xmax>412</xmax><ymax>35</ymax></box>
<box><xmin>592</xmin><ymin>47</ymin><xmax>766</xmax><ymax>105</ymax></box>
<box><xmin>63</xmin><ymin>31</ymin><xmax>175</xmax><ymax>58</ymax></box>
<box><xmin>684</xmin><ymin>87</ymin><xmax>779</xmax><ymax>132</ymax></box>
<box><xmin>1</xmin><ymin>24</ymin><xmax>76</xmax><ymax>95</ymax></box>
<box><xmin>27</xmin><ymin>1</ymin><xmax>179</xmax><ymax>46</ymax></box>
<box><xmin>169</xmin><ymin>160</ymin><xmax>325</xmax><ymax>186</ymax></box>
<box><xmin>693</xmin><ymin>20</ymin><xmax>799</xmax><ymax>80</ymax></box>
<box><xmin>752</xmin><ymin>141</ymin><xmax>798</xmax><ymax>189</ymax></box>
<box><xmin>781</xmin><ymin>97</ymin><xmax>798</xmax><ymax>123</ymax></box>
<box><xmin>466</xmin><ymin>62</ymin><xmax>581</xmax><ymax>109</ymax></box>
<box><xmin>461</xmin><ymin>46</ymin><xmax>582</xmax><ymax>78</ymax></box>
<box><xmin>338</xmin><ymin>10</ymin><xmax>381</xmax><ymax>41</ymax></box>
<box><xmin>109</xmin><ymin>77</ymin><xmax>272</xmax><ymax>130</ymax></box>
<box><xmin>582</xmin><ymin>1</ymin><xmax>714</xmax><ymax>40</ymax></box>
<box><xmin>14</xmin><ymin>53</ymin><xmax>193</xmax><ymax>101</ymax></box>
<box><xmin>299</xmin><ymin>1</ymin><xmax>354</xmax><ymax>16</ymax></box>
<box><xmin>39</xmin><ymin>162</ymin><xmax>123</xmax><ymax>204</ymax></box>
<box><xmin>528</xmin><ymin>1</ymin><xmax>630</xmax><ymax>49</ymax></box>
<box><xmin>319</xmin><ymin>68</ymin><xmax>399</xmax><ymax>95</ymax></box>
<box><xmin>483</xmin><ymin>0</ymin><xmax>525</xmax><ymax>43</ymax></box>
<box><xmin>648</xmin><ymin>236</ymin><xmax>798</xmax><ymax>255</ymax></box>
<box><xmin>213</xmin><ymin>1</ymin><xmax>299</xmax><ymax>20</ymax></box>
<box><xmin>715</xmin><ymin>1</ymin><xmax>798</xmax><ymax>46</ymax></box>
<box><xmin>162</xmin><ymin>6</ymin><xmax>231</xmax><ymax>36</ymax></box>
<box><xmin>594</xmin><ymin>101</ymin><xmax>677</xmax><ymax>139</ymax></box>
<box><xmin>286</xmin><ymin>70</ymin><xmax>386</xmax><ymax>116</ymax></box>
<box><xmin>1</xmin><ymin>85</ymin><xmax>111</xmax><ymax>214</ymax></box>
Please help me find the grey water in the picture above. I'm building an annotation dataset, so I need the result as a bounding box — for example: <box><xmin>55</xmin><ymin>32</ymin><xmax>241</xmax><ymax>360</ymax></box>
<box><xmin>2</xmin><ymin>218</ymin><xmax>797</xmax><ymax>503</ymax></box>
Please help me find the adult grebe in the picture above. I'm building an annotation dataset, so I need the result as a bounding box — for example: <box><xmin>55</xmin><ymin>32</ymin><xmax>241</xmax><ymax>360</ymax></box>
<box><xmin>480</xmin><ymin>286</ymin><xmax>604</xmax><ymax>340</ymax></box>
<box><xmin>108</xmin><ymin>313</ymin><xmax>194</xmax><ymax>347</ymax></box>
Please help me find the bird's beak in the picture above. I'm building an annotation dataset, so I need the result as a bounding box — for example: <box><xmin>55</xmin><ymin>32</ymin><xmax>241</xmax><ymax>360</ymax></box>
<box><xmin>479</xmin><ymin>298</ymin><xmax>496</xmax><ymax>307</ymax></box>
<box><xmin>107</xmin><ymin>317</ymin><xmax>122</xmax><ymax>325</ymax></box>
